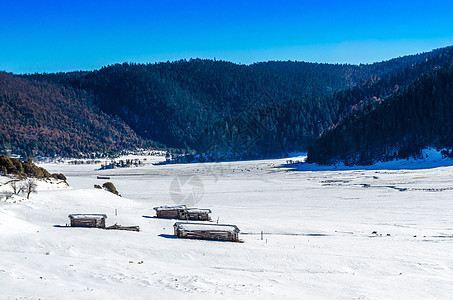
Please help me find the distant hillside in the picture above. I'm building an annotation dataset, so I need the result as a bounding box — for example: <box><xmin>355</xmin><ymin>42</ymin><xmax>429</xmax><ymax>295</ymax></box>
<box><xmin>194</xmin><ymin>46</ymin><xmax>453</xmax><ymax>160</ymax></box>
<box><xmin>307</xmin><ymin>61</ymin><xmax>453</xmax><ymax>165</ymax></box>
<box><xmin>28</xmin><ymin>60</ymin><xmax>376</xmax><ymax>149</ymax></box>
<box><xmin>13</xmin><ymin>45</ymin><xmax>453</xmax><ymax>160</ymax></box>
<box><xmin>0</xmin><ymin>72</ymin><xmax>152</xmax><ymax>157</ymax></box>
<box><xmin>27</xmin><ymin>48</ymin><xmax>452</xmax><ymax>152</ymax></box>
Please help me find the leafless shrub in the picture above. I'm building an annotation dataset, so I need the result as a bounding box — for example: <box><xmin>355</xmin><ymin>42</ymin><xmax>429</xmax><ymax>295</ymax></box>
<box><xmin>9</xmin><ymin>180</ymin><xmax>23</xmax><ymax>194</ymax></box>
<box><xmin>22</xmin><ymin>179</ymin><xmax>38</xmax><ymax>199</ymax></box>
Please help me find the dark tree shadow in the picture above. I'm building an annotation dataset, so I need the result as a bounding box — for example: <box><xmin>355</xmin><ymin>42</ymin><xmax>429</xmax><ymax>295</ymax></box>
<box><xmin>143</xmin><ymin>215</ymin><xmax>181</xmax><ymax>220</ymax></box>
<box><xmin>158</xmin><ymin>234</ymin><xmax>236</xmax><ymax>243</ymax></box>
<box><xmin>158</xmin><ymin>234</ymin><xmax>178</xmax><ymax>239</ymax></box>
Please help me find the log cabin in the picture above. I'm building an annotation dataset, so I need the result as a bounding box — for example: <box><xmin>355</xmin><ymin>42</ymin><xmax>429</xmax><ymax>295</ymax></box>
<box><xmin>154</xmin><ymin>205</ymin><xmax>212</xmax><ymax>221</ymax></box>
<box><xmin>180</xmin><ymin>208</ymin><xmax>212</xmax><ymax>221</ymax></box>
<box><xmin>68</xmin><ymin>214</ymin><xmax>107</xmax><ymax>228</ymax></box>
<box><xmin>153</xmin><ymin>205</ymin><xmax>187</xmax><ymax>219</ymax></box>
<box><xmin>173</xmin><ymin>222</ymin><xmax>240</xmax><ymax>242</ymax></box>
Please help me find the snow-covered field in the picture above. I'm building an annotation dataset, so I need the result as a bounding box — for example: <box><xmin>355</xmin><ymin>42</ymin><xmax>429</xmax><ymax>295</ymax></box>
<box><xmin>1</xmin><ymin>154</ymin><xmax>453</xmax><ymax>299</ymax></box>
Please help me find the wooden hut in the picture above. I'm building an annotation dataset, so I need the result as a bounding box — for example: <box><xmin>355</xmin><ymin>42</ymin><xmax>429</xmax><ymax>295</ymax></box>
<box><xmin>173</xmin><ymin>222</ymin><xmax>240</xmax><ymax>242</ymax></box>
<box><xmin>154</xmin><ymin>205</ymin><xmax>212</xmax><ymax>221</ymax></box>
<box><xmin>68</xmin><ymin>214</ymin><xmax>107</xmax><ymax>228</ymax></box>
<box><xmin>180</xmin><ymin>208</ymin><xmax>212</xmax><ymax>221</ymax></box>
<box><xmin>154</xmin><ymin>205</ymin><xmax>187</xmax><ymax>219</ymax></box>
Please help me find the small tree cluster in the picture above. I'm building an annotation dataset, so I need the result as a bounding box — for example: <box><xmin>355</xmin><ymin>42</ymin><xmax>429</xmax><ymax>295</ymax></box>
<box><xmin>7</xmin><ymin>179</ymin><xmax>38</xmax><ymax>199</ymax></box>
<box><xmin>102</xmin><ymin>182</ymin><xmax>120</xmax><ymax>196</ymax></box>
<box><xmin>0</xmin><ymin>155</ymin><xmax>58</xmax><ymax>179</ymax></box>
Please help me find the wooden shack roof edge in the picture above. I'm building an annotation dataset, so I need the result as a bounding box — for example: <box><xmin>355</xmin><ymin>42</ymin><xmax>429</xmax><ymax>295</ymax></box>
<box><xmin>186</xmin><ymin>208</ymin><xmax>212</xmax><ymax>214</ymax></box>
<box><xmin>68</xmin><ymin>214</ymin><xmax>108</xmax><ymax>219</ymax></box>
<box><xmin>174</xmin><ymin>222</ymin><xmax>240</xmax><ymax>233</ymax></box>
<box><xmin>154</xmin><ymin>205</ymin><xmax>187</xmax><ymax>211</ymax></box>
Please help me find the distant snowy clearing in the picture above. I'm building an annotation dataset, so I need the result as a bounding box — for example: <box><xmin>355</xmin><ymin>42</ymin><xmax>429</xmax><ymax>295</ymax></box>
<box><xmin>0</xmin><ymin>154</ymin><xmax>452</xmax><ymax>299</ymax></box>
<box><xmin>297</xmin><ymin>148</ymin><xmax>453</xmax><ymax>171</ymax></box>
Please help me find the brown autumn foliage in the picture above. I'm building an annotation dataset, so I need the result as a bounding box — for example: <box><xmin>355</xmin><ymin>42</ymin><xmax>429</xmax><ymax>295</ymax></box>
<box><xmin>0</xmin><ymin>72</ymin><xmax>152</xmax><ymax>157</ymax></box>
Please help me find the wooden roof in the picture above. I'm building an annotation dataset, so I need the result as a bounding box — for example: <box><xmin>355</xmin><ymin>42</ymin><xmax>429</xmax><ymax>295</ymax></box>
<box><xmin>68</xmin><ymin>214</ymin><xmax>107</xmax><ymax>220</ymax></box>
<box><xmin>174</xmin><ymin>222</ymin><xmax>240</xmax><ymax>233</ymax></box>
<box><xmin>186</xmin><ymin>208</ymin><xmax>212</xmax><ymax>214</ymax></box>
<box><xmin>154</xmin><ymin>205</ymin><xmax>187</xmax><ymax>212</ymax></box>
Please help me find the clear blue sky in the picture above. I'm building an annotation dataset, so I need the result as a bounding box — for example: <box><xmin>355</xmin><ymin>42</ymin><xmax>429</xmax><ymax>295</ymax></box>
<box><xmin>1</xmin><ymin>0</ymin><xmax>453</xmax><ymax>74</ymax></box>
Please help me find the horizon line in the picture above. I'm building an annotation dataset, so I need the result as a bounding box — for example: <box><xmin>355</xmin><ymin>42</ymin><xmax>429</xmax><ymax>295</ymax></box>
<box><xmin>3</xmin><ymin>44</ymin><xmax>452</xmax><ymax>76</ymax></box>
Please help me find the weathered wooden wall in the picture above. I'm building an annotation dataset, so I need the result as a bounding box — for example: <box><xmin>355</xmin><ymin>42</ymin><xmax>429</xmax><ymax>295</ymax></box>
<box><xmin>175</xmin><ymin>228</ymin><xmax>238</xmax><ymax>242</ymax></box>
<box><xmin>156</xmin><ymin>210</ymin><xmax>182</xmax><ymax>219</ymax></box>
<box><xmin>70</xmin><ymin>218</ymin><xmax>105</xmax><ymax>228</ymax></box>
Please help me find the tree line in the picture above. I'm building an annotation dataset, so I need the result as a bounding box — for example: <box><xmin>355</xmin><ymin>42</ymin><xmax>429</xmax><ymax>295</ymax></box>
<box><xmin>12</xmin><ymin>45</ymin><xmax>453</xmax><ymax>161</ymax></box>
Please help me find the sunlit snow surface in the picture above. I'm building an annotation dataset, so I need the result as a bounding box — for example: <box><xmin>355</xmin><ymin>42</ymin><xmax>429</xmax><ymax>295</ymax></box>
<box><xmin>1</xmin><ymin>152</ymin><xmax>453</xmax><ymax>299</ymax></box>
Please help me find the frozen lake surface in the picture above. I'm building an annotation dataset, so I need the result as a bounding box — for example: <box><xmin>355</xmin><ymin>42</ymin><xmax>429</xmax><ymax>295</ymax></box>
<box><xmin>1</xmin><ymin>155</ymin><xmax>453</xmax><ymax>299</ymax></box>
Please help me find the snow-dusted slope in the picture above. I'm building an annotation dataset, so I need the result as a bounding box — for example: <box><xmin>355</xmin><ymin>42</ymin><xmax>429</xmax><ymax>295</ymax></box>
<box><xmin>1</xmin><ymin>155</ymin><xmax>452</xmax><ymax>299</ymax></box>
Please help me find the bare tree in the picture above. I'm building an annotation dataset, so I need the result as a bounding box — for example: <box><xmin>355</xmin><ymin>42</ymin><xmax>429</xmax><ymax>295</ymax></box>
<box><xmin>9</xmin><ymin>180</ymin><xmax>22</xmax><ymax>194</ymax></box>
<box><xmin>1</xmin><ymin>191</ymin><xmax>13</xmax><ymax>202</ymax></box>
<box><xmin>22</xmin><ymin>179</ymin><xmax>38</xmax><ymax>199</ymax></box>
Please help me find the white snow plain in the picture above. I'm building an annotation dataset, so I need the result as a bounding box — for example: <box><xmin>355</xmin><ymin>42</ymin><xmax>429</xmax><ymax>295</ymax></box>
<box><xmin>1</xmin><ymin>153</ymin><xmax>453</xmax><ymax>299</ymax></box>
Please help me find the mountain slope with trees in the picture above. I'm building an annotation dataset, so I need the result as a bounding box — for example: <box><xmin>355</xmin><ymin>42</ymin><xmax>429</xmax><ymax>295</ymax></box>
<box><xmin>8</xmin><ymin>45</ymin><xmax>453</xmax><ymax>160</ymax></box>
<box><xmin>307</xmin><ymin>61</ymin><xmax>453</xmax><ymax>165</ymax></box>
<box><xmin>28</xmin><ymin>60</ymin><xmax>376</xmax><ymax>149</ymax></box>
<box><xmin>193</xmin><ymin>46</ymin><xmax>453</xmax><ymax>160</ymax></box>
<box><xmin>0</xmin><ymin>72</ymin><xmax>152</xmax><ymax>157</ymax></box>
<box><xmin>25</xmin><ymin>46</ymin><xmax>453</xmax><ymax>156</ymax></box>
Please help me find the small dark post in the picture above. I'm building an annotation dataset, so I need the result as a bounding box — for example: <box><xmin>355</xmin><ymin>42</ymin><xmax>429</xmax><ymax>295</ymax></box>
<box><xmin>115</xmin><ymin>209</ymin><xmax>117</xmax><ymax>216</ymax></box>
<box><xmin>261</xmin><ymin>231</ymin><xmax>263</xmax><ymax>240</ymax></box>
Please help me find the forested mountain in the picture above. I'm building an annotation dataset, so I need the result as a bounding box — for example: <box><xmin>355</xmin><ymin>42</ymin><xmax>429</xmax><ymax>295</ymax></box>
<box><xmin>0</xmin><ymin>72</ymin><xmax>152</xmax><ymax>157</ymax></box>
<box><xmin>194</xmin><ymin>46</ymin><xmax>453</xmax><ymax>160</ymax></box>
<box><xmin>307</xmin><ymin>61</ymin><xmax>453</xmax><ymax>165</ymax></box>
<box><xmin>7</xmin><ymin>45</ymin><xmax>453</xmax><ymax>160</ymax></box>
<box><xmin>28</xmin><ymin>60</ymin><xmax>375</xmax><ymax>149</ymax></box>
<box><xmin>25</xmin><ymin>46</ymin><xmax>453</xmax><ymax>156</ymax></box>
